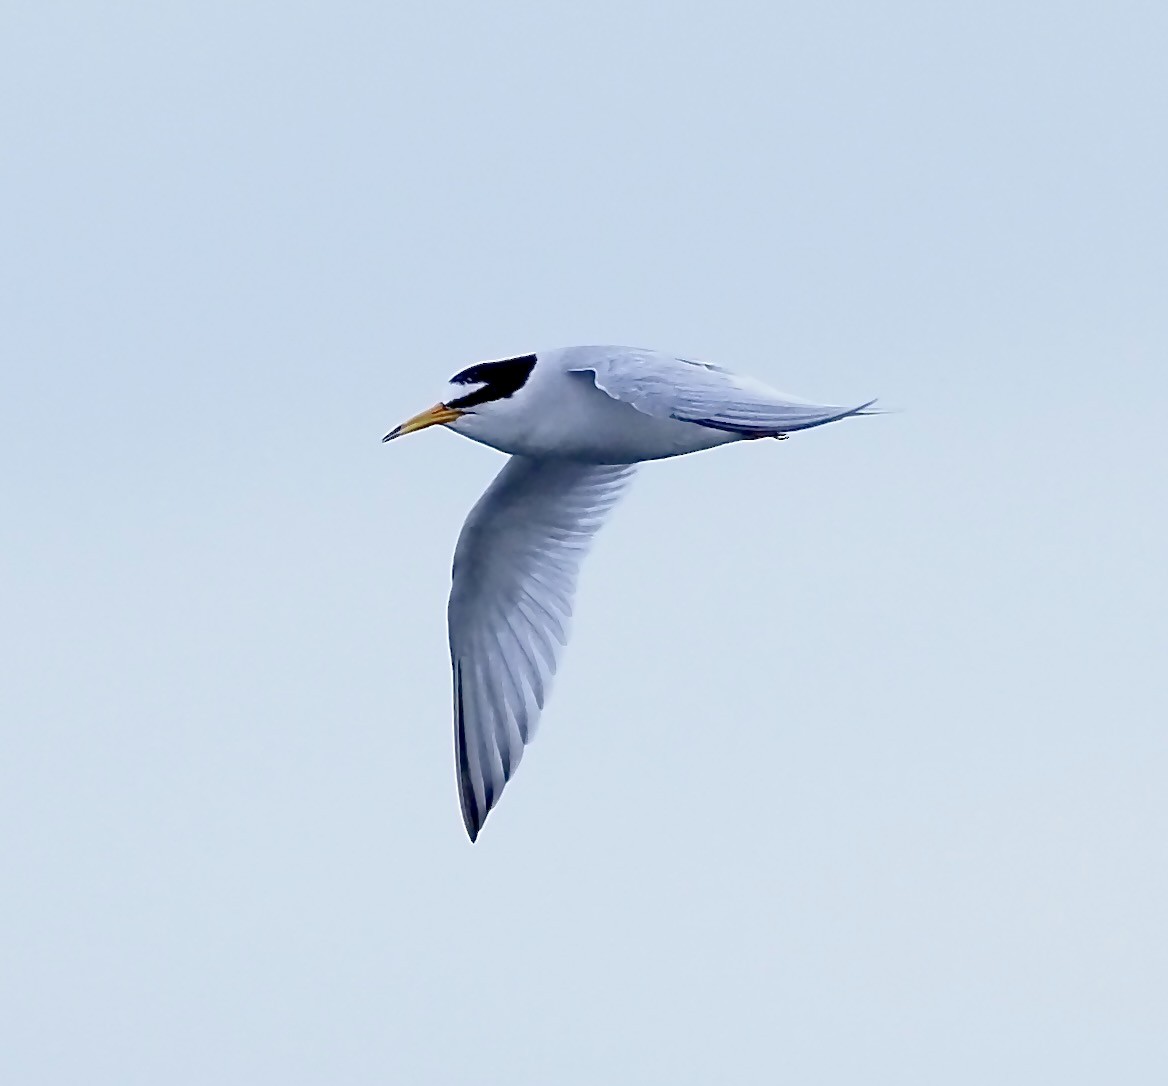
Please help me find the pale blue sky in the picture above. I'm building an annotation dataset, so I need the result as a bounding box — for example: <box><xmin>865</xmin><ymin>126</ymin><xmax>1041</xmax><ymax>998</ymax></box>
<box><xmin>2</xmin><ymin>2</ymin><xmax>1166</xmax><ymax>1083</ymax></box>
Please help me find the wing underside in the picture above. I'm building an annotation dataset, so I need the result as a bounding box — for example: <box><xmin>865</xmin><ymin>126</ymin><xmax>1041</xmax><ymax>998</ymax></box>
<box><xmin>448</xmin><ymin>455</ymin><xmax>636</xmax><ymax>840</ymax></box>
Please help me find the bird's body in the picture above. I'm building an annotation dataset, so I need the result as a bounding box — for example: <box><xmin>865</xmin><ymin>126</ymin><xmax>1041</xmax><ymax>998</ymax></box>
<box><xmin>385</xmin><ymin>345</ymin><xmax>877</xmax><ymax>840</ymax></box>
<box><xmin>447</xmin><ymin>348</ymin><xmax>741</xmax><ymax>462</ymax></box>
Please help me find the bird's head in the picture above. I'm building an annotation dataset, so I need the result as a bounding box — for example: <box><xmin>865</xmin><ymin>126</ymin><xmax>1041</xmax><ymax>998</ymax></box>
<box><xmin>382</xmin><ymin>353</ymin><xmax>538</xmax><ymax>445</ymax></box>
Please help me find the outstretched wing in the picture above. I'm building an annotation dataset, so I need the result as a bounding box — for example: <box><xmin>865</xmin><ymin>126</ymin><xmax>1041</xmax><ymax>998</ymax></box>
<box><xmin>448</xmin><ymin>455</ymin><xmax>636</xmax><ymax>840</ymax></box>
<box><xmin>568</xmin><ymin>348</ymin><xmax>876</xmax><ymax>437</ymax></box>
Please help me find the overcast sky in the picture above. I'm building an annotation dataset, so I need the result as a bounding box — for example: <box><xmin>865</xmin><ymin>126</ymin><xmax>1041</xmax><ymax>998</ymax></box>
<box><xmin>2</xmin><ymin>2</ymin><xmax>1166</xmax><ymax>1083</ymax></box>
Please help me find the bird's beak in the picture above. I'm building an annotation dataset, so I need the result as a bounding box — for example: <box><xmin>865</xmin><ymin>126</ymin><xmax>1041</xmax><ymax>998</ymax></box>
<box><xmin>382</xmin><ymin>403</ymin><xmax>464</xmax><ymax>443</ymax></box>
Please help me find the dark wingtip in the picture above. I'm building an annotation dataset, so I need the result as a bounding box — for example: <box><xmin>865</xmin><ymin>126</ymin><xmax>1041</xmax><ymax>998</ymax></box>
<box><xmin>455</xmin><ymin>661</ymin><xmax>483</xmax><ymax>844</ymax></box>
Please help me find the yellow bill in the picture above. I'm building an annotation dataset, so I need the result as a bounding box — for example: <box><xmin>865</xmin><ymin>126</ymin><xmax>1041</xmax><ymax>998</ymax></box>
<box><xmin>382</xmin><ymin>403</ymin><xmax>464</xmax><ymax>443</ymax></box>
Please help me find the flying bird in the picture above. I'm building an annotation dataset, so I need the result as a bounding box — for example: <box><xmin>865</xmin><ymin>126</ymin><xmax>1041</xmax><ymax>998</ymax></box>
<box><xmin>384</xmin><ymin>346</ymin><xmax>876</xmax><ymax>841</ymax></box>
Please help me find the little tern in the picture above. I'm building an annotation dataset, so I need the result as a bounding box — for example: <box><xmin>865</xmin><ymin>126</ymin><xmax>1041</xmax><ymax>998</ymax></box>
<box><xmin>384</xmin><ymin>346</ymin><xmax>877</xmax><ymax>840</ymax></box>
